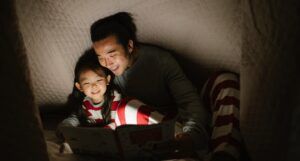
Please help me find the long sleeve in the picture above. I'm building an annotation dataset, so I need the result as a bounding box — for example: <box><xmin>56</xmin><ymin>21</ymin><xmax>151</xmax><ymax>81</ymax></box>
<box><xmin>160</xmin><ymin>52</ymin><xmax>209</xmax><ymax>150</ymax></box>
<box><xmin>58</xmin><ymin>114</ymin><xmax>81</xmax><ymax>127</ymax></box>
<box><xmin>114</xmin><ymin>44</ymin><xmax>210</xmax><ymax>150</ymax></box>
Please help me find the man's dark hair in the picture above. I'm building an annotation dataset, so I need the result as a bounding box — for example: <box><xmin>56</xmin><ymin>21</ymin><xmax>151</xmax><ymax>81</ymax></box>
<box><xmin>90</xmin><ymin>12</ymin><xmax>138</xmax><ymax>50</ymax></box>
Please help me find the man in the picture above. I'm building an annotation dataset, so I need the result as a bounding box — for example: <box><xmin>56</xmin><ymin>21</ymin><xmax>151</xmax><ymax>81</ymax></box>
<box><xmin>90</xmin><ymin>12</ymin><xmax>209</xmax><ymax>155</ymax></box>
<box><xmin>59</xmin><ymin>12</ymin><xmax>243</xmax><ymax>161</ymax></box>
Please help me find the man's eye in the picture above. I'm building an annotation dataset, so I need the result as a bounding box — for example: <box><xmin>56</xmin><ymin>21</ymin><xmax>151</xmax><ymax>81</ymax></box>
<box><xmin>98</xmin><ymin>58</ymin><xmax>105</xmax><ymax>64</ymax></box>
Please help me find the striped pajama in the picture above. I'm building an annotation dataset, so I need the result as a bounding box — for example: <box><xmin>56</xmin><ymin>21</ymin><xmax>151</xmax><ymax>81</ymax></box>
<box><xmin>114</xmin><ymin>98</ymin><xmax>166</xmax><ymax>126</ymax></box>
<box><xmin>81</xmin><ymin>92</ymin><xmax>166</xmax><ymax>129</ymax></box>
<box><xmin>202</xmin><ymin>71</ymin><xmax>243</xmax><ymax>161</ymax></box>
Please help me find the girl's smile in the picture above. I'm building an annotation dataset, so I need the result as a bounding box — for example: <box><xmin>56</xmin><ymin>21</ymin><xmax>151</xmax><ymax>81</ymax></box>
<box><xmin>75</xmin><ymin>69</ymin><xmax>110</xmax><ymax>104</ymax></box>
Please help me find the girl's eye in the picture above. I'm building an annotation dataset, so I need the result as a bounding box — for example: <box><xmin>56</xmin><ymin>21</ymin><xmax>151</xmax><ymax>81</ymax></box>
<box><xmin>83</xmin><ymin>82</ymin><xmax>90</xmax><ymax>85</ymax></box>
<box><xmin>97</xmin><ymin>79</ymin><xmax>103</xmax><ymax>82</ymax></box>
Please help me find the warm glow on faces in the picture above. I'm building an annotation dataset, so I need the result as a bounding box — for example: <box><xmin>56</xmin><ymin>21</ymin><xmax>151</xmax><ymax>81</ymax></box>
<box><xmin>75</xmin><ymin>70</ymin><xmax>110</xmax><ymax>104</ymax></box>
<box><xmin>93</xmin><ymin>35</ymin><xmax>133</xmax><ymax>76</ymax></box>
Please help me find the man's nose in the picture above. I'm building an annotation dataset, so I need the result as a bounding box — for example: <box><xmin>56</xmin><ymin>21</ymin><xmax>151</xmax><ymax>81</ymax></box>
<box><xmin>104</xmin><ymin>57</ymin><xmax>113</xmax><ymax>67</ymax></box>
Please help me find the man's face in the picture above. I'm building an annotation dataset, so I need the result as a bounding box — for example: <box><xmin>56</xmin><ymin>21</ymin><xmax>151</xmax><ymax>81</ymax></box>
<box><xmin>93</xmin><ymin>35</ymin><xmax>132</xmax><ymax>76</ymax></box>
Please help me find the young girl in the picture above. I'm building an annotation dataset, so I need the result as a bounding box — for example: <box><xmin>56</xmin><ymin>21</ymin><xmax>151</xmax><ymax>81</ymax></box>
<box><xmin>72</xmin><ymin>48</ymin><xmax>169</xmax><ymax>129</ymax></box>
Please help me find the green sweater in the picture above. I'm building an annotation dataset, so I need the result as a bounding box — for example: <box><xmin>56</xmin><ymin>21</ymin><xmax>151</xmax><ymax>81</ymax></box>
<box><xmin>114</xmin><ymin>44</ymin><xmax>209</xmax><ymax>150</ymax></box>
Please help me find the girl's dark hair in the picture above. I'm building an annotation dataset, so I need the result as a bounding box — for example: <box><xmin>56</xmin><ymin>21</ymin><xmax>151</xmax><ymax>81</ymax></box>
<box><xmin>72</xmin><ymin>48</ymin><xmax>115</xmax><ymax>126</ymax></box>
<box><xmin>90</xmin><ymin>12</ymin><xmax>138</xmax><ymax>54</ymax></box>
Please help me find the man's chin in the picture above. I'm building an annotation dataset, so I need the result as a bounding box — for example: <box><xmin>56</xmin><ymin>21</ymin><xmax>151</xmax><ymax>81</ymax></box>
<box><xmin>114</xmin><ymin>73</ymin><xmax>121</xmax><ymax>76</ymax></box>
<box><xmin>113</xmin><ymin>70</ymin><xmax>123</xmax><ymax>76</ymax></box>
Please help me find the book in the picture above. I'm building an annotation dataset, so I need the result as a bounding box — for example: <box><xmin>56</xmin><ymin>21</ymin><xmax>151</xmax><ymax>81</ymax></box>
<box><xmin>60</xmin><ymin>119</ymin><xmax>176</xmax><ymax>160</ymax></box>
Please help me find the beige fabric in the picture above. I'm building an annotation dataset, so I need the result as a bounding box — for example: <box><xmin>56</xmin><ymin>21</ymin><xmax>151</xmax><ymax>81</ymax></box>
<box><xmin>240</xmin><ymin>0</ymin><xmax>300</xmax><ymax>161</ymax></box>
<box><xmin>0</xmin><ymin>0</ymin><xmax>49</xmax><ymax>161</ymax></box>
<box><xmin>15</xmin><ymin>0</ymin><xmax>241</xmax><ymax>109</ymax></box>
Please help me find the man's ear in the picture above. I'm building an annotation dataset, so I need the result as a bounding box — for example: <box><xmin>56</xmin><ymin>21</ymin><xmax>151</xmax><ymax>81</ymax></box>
<box><xmin>106</xmin><ymin>75</ymin><xmax>111</xmax><ymax>85</ymax></box>
<box><xmin>128</xmin><ymin>40</ymin><xmax>134</xmax><ymax>53</ymax></box>
<box><xmin>75</xmin><ymin>82</ymin><xmax>83</xmax><ymax>91</ymax></box>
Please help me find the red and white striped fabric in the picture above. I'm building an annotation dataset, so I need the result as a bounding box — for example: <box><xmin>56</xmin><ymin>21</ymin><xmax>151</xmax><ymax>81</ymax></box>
<box><xmin>202</xmin><ymin>71</ymin><xmax>242</xmax><ymax>161</ymax></box>
<box><xmin>81</xmin><ymin>91</ymin><xmax>121</xmax><ymax>128</ymax></box>
<box><xmin>115</xmin><ymin>98</ymin><xmax>165</xmax><ymax>126</ymax></box>
<box><xmin>82</xmin><ymin>97</ymin><xmax>105</xmax><ymax>123</ymax></box>
<box><xmin>81</xmin><ymin>91</ymin><xmax>165</xmax><ymax>129</ymax></box>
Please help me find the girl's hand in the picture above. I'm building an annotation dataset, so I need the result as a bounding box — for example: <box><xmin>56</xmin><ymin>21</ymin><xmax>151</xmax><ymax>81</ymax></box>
<box><xmin>87</xmin><ymin>117</ymin><xmax>96</xmax><ymax>124</ymax></box>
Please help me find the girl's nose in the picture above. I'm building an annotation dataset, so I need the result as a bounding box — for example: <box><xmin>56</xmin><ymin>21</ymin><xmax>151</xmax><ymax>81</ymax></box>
<box><xmin>91</xmin><ymin>82</ymin><xmax>98</xmax><ymax>88</ymax></box>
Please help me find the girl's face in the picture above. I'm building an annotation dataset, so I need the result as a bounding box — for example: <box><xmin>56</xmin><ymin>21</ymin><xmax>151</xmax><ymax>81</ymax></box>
<box><xmin>75</xmin><ymin>69</ymin><xmax>110</xmax><ymax>104</ymax></box>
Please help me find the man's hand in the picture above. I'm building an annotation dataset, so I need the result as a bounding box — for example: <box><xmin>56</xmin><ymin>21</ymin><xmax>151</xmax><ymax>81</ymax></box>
<box><xmin>148</xmin><ymin>132</ymin><xmax>196</xmax><ymax>160</ymax></box>
<box><xmin>174</xmin><ymin>132</ymin><xmax>195</xmax><ymax>155</ymax></box>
